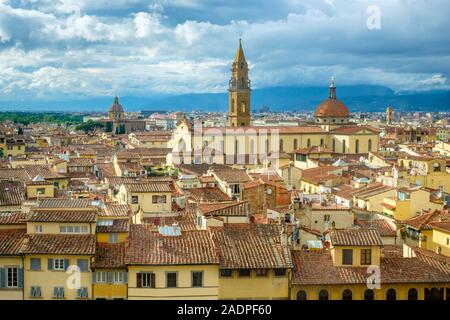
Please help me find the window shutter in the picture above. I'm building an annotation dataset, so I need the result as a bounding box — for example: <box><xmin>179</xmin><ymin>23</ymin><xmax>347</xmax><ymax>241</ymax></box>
<box><xmin>0</xmin><ymin>268</ymin><xmax>5</xmax><ymax>288</ymax></box>
<box><xmin>18</xmin><ymin>268</ymin><xmax>24</xmax><ymax>288</ymax></box>
<box><xmin>37</xmin><ymin>286</ymin><xmax>41</xmax><ymax>297</ymax></box>
<box><xmin>77</xmin><ymin>259</ymin><xmax>88</xmax><ymax>272</ymax></box>
<box><xmin>64</xmin><ymin>259</ymin><xmax>70</xmax><ymax>270</ymax></box>
<box><xmin>151</xmin><ymin>273</ymin><xmax>156</xmax><ymax>288</ymax></box>
<box><xmin>53</xmin><ymin>287</ymin><xmax>58</xmax><ymax>297</ymax></box>
<box><xmin>136</xmin><ymin>273</ymin><xmax>141</xmax><ymax>288</ymax></box>
<box><xmin>30</xmin><ymin>258</ymin><xmax>41</xmax><ymax>271</ymax></box>
<box><xmin>92</xmin><ymin>271</ymin><xmax>97</xmax><ymax>284</ymax></box>
<box><xmin>107</xmin><ymin>271</ymin><xmax>113</xmax><ymax>284</ymax></box>
<box><xmin>123</xmin><ymin>272</ymin><xmax>128</xmax><ymax>284</ymax></box>
<box><xmin>48</xmin><ymin>259</ymin><xmax>53</xmax><ymax>271</ymax></box>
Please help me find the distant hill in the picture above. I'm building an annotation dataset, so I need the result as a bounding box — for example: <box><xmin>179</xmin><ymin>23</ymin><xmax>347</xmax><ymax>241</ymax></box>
<box><xmin>0</xmin><ymin>85</ymin><xmax>449</xmax><ymax>113</ymax></box>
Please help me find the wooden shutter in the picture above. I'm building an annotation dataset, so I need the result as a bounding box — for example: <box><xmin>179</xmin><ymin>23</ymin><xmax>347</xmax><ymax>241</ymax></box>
<box><xmin>77</xmin><ymin>259</ymin><xmax>88</xmax><ymax>272</ymax></box>
<box><xmin>136</xmin><ymin>273</ymin><xmax>142</xmax><ymax>288</ymax></box>
<box><xmin>64</xmin><ymin>259</ymin><xmax>70</xmax><ymax>270</ymax></box>
<box><xmin>0</xmin><ymin>268</ymin><xmax>5</xmax><ymax>288</ymax></box>
<box><xmin>18</xmin><ymin>268</ymin><xmax>24</xmax><ymax>288</ymax></box>
<box><xmin>48</xmin><ymin>259</ymin><xmax>53</xmax><ymax>271</ymax></box>
<box><xmin>123</xmin><ymin>272</ymin><xmax>128</xmax><ymax>284</ymax></box>
<box><xmin>151</xmin><ymin>273</ymin><xmax>156</xmax><ymax>288</ymax></box>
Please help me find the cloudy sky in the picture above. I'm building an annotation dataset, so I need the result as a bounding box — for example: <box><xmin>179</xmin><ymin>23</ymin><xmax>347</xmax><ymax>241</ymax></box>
<box><xmin>0</xmin><ymin>0</ymin><xmax>449</xmax><ymax>101</ymax></box>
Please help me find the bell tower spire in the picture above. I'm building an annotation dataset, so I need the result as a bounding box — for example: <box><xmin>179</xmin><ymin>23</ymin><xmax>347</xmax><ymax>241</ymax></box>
<box><xmin>228</xmin><ymin>38</ymin><xmax>251</xmax><ymax>127</ymax></box>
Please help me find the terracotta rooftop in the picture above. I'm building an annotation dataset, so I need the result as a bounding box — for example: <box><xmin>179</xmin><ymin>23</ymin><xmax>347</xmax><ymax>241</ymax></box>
<box><xmin>0</xmin><ymin>180</ymin><xmax>25</xmax><ymax>206</ymax></box>
<box><xmin>0</xmin><ymin>229</ymin><xmax>27</xmax><ymax>255</ymax></box>
<box><xmin>355</xmin><ymin>219</ymin><xmax>397</xmax><ymax>237</ymax></box>
<box><xmin>212</xmin><ymin>168</ymin><xmax>251</xmax><ymax>184</ymax></box>
<box><xmin>210</xmin><ymin>224</ymin><xmax>293</xmax><ymax>269</ymax></box>
<box><xmin>291</xmin><ymin>245</ymin><xmax>450</xmax><ymax>285</ymax></box>
<box><xmin>124</xmin><ymin>182</ymin><xmax>172</xmax><ymax>193</ymax></box>
<box><xmin>187</xmin><ymin>187</ymin><xmax>232</xmax><ymax>203</ymax></box>
<box><xmin>37</xmin><ymin>198</ymin><xmax>94</xmax><ymax>209</ymax></box>
<box><xmin>197</xmin><ymin>201</ymin><xmax>248</xmax><ymax>217</ymax></box>
<box><xmin>405</xmin><ymin>209</ymin><xmax>450</xmax><ymax>231</ymax></box>
<box><xmin>27</xmin><ymin>210</ymin><xmax>97</xmax><ymax>223</ymax></box>
<box><xmin>92</xmin><ymin>243</ymin><xmax>127</xmax><ymax>268</ymax></box>
<box><xmin>126</xmin><ymin>225</ymin><xmax>218</xmax><ymax>265</ymax></box>
<box><xmin>0</xmin><ymin>211</ymin><xmax>26</xmax><ymax>225</ymax></box>
<box><xmin>23</xmin><ymin>234</ymin><xmax>96</xmax><ymax>255</ymax></box>
<box><xmin>100</xmin><ymin>203</ymin><xmax>131</xmax><ymax>217</ymax></box>
<box><xmin>330</xmin><ymin>228</ymin><xmax>383</xmax><ymax>246</ymax></box>
<box><xmin>96</xmin><ymin>219</ymin><xmax>130</xmax><ymax>233</ymax></box>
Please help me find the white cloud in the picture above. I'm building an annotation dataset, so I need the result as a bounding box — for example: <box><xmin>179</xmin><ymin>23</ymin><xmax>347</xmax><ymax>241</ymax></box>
<box><xmin>0</xmin><ymin>0</ymin><xmax>448</xmax><ymax>100</ymax></box>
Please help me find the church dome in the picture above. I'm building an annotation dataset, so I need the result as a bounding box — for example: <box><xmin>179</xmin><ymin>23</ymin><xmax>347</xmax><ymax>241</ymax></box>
<box><xmin>314</xmin><ymin>78</ymin><xmax>350</xmax><ymax>118</ymax></box>
<box><xmin>314</xmin><ymin>98</ymin><xmax>349</xmax><ymax>117</ymax></box>
<box><xmin>109</xmin><ymin>96</ymin><xmax>124</xmax><ymax>113</ymax></box>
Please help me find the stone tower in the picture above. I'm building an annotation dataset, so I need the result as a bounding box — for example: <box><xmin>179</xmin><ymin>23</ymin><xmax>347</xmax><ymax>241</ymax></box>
<box><xmin>228</xmin><ymin>39</ymin><xmax>251</xmax><ymax>127</ymax></box>
<box><xmin>386</xmin><ymin>106</ymin><xmax>394</xmax><ymax>125</ymax></box>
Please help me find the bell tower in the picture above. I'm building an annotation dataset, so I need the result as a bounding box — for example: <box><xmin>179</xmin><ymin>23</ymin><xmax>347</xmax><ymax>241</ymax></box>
<box><xmin>228</xmin><ymin>39</ymin><xmax>251</xmax><ymax>127</ymax></box>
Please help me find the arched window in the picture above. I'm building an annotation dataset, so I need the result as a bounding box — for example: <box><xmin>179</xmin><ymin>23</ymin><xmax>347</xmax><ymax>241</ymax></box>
<box><xmin>241</xmin><ymin>102</ymin><xmax>246</xmax><ymax>113</ymax></box>
<box><xmin>250</xmin><ymin>139</ymin><xmax>255</xmax><ymax>154</ymax></box>
<box><xmin>296</xmin><ymin>290</ymin><xmax>307</xmax><ymax>300</ymax></box>
<box><xmin>307</xmin><ymin>139</ymin><xmax>311</xmax><ymax>148</ymax></box>
<box><xmin>332</xmin><ymin>139</ymin><xmax>336</xmax><ymax>152</ymax></box>
<box><xmin>293</xmin><ymin>139</ymin><xmax>298</xmax><ymax>150</ymax></box>
<box><xmin>408</xmin><ymin>288</ymin><xmax>418</xmax><ymax>300</ymax></box>
<box><xmin>342</xmin><ymin>140</ymin><xmax>346</xmax><ymax>153</ymax></box>
<box><xmin>319</xmin><ymin>290</ymin><xmax>329</xmax><ymax>300</ymax></box>
<box><xmin>364</xmin><ymin>289</ymin><xmax>374</xmax><ymax>300</ymax></box>
<box><xmin>368</xmin><ymin>139</ymin><xmax>372</xmax><ymax>152</ymax></box>
<box><xmin>320</xmin><ymin>138</ymin><xmax>324</xmax><ymax>147</ymax></box>
<box><xmin>265</xmin><ymin>139</ymin><xmax>269</xmax><ymax>154</ymax></box>
<box><xmin>235</xmin><ymin>140</ymin><xmax>239</xmax><ymax>155</ymax></box>
<box><xmin>231</xmin><ymin>98</ymin><xmax>235</xmax><ymax>113</ymax></box>
<box><xmin>355</xmin><ymin>139</ymin><xmax>359</xmax><ymax>154</ymax></box>
<box><xmin>342</xmin><ymin>289</ymin><xmax>352</xmax><ymax>300</ymax></box>
<box><xmin>279</xmin><ymin>139</ymin><xmax>284</xmax><ymax>152</ymax></box>
<box><xmin>386</xmin><ymin>289</ymin><xmax>396</xmax><ymax>300</ymax></box>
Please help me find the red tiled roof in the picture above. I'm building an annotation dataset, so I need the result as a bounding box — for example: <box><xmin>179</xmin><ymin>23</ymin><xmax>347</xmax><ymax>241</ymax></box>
<box><xmin>126</xmin><ymin>225</ymin><xmax>218</xmax><ymax>265</ymax></box>
<box><xmin>187</xmin><ymin>187</ymin><xmax>232</xmax><ymax>203</ymax></box>
<box><xmin>210</xmin><ymin>224</ymin><xmax>293</xmax><ymax>269</ymax></box>
<box><xmin>27</xmin><ymin>210</ymin><xmax>97</xmax><ymax>223</ymax></box>
<box><xmin>96</xmin><ymin>219</ymin><xmax>130</xmax><ymax>233</ymax></box>
<box><xmin>0</xmin><ymin>212</ymin><xmax>26</xmax><ymax>225</ymax></box>
<box><xmin>355</xmin><ymin>219</ymin><xmax>397</xmax><ymax>237</ymax></box>
<box><xmin>23</xmin><ymin>234</ymin><xmax>96</xmax><ymax>255</ymax></box>
<box><xmin>0</xmin><ymin>181</ymin><xmax>25</xmax><ymax>206</ymax></box>
<box><xmin>198</xmin><ymin>201</ymin><xmax>248</xmax><ymax>217</ymax></box>
<box><xmin>92</xmin><ymin>243</ymin><xmax>127</xmax><ymax>268</ymax></box>
<box><xmin>405</xmin><ymin>209</ymin><xmax>450</xmax><ymax>231</ymax></box>
<box><xmin>0</xmin><ymin>229</ymin><xmax>27</xmax><ymax>255</ymax></box>
<box><xmin>291</xmin><ymin>246</ymin><xmax>450</xmax><ymax>285</ymax></box>
<box><xmin>330</xmin><ymin>228</ymin><xmax>383</xmax><ymax>246</ymax></box>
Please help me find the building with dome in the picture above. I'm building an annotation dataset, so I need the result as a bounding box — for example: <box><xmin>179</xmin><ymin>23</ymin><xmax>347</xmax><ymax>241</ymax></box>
<box><xmin>99</xmin><ymin>96</ymin><xmax>145</xmax><ymax>134</ymax></box>
<box><xmin>169</xmin><ymin>40</ymin><xmax>381</xmax><ymax>167</ymax></box>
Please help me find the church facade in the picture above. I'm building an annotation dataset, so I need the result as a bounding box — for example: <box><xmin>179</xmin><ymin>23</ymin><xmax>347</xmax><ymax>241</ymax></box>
<box><xmin>100</xmin><ymin>96</ymin><xmax>145</xmax><ymax>134</ymax></box>
<box><xmin>169</xmin><ymin>40</ymin><xmax>380</xmax><ymax>167</ymax></box>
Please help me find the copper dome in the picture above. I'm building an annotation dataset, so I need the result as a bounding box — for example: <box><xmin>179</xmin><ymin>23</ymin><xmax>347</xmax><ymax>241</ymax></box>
<box><xmin>314</xmin><ymin>98</ymin><xmax>350</xmax><ymax>118</ymax></box>
<box><xmin>109</xmin><ymin>96</ymin><xmax>124</xmax><ymax>113</ymax></box>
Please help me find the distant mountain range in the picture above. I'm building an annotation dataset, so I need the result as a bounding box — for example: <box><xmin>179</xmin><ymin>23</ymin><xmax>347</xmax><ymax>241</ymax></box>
<box><xmin>0</xmin><ymin>85</ymin><xmax>449</xmax><ymax>113</ymax></box>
